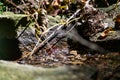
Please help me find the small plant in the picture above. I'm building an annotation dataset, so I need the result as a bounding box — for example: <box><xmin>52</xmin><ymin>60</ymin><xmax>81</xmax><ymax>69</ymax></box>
<box><xmin>0</xmin><ymin>2</ymin><xmax>5</xmax><ymax>14</ymax></box>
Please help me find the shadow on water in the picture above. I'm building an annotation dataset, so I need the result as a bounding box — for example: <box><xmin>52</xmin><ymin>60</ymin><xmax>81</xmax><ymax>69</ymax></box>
<box><xmin>96</xmin><ymin>40</ymin><xmax>120</xmax><ymax>52</ymax></box>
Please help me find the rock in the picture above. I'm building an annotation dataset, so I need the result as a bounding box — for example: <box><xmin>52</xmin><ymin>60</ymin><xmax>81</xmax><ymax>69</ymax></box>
<box><xmin>0</xmin><ymin>60</ymin><xmax>97</xmax><ymax>80</ymax></box>
<box><xmin>79</xmin><ymin>4</ymin><xmax>107</xmax><ymax>39</ymax></box>
<box><xmin>90</xmin><ymin>31</ymin><xmax>120</xmax><ymax>52</ymax></box>
<box><xmin>0</xmin><ymin>12</ymin><xmax>28</xmax><ymax>60</ymax></box>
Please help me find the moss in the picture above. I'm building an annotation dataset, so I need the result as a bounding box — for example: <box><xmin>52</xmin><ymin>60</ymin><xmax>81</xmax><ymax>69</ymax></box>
<box><xmin>0</xmin><ymin>12</ymin><xmax>27</xmax><ymax>60</ymax></box>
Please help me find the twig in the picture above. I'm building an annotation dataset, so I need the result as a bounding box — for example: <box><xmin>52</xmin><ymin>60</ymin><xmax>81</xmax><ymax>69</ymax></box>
<box><xmin>17</xmin><ymin>21</ymin><xmax>31</xmax><ymax>39</ymax></box>
<box><xmin>28</xmin><ymin>9</ymin><xmax>81</xmax><ymax>57</ymax></box>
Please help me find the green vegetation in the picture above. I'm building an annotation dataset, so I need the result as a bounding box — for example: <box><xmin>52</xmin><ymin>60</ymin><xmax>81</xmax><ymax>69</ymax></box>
<box><xmin>0</xmin><ymin>2</ymin><xmax>5</xmax><ymax>14</ymax></box>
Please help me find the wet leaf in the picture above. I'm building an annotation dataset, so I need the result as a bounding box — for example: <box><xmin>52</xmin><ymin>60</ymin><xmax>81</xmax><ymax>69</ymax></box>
<box><xmin>98</xmin><ymin>27</ymin><xmax>114</xmax><ymax>39</ymax></box>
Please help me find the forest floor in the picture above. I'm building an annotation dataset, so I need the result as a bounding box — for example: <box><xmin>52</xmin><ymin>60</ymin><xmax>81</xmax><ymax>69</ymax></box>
<box><xmin>11</xmin><ymin>1</ymin><xmax>120</xmax><ymax>79</ymax></box>
<box><xmin>16</xmin><ymin>27</ymin><xmax>120</xmax><ymax>79</ymax></box>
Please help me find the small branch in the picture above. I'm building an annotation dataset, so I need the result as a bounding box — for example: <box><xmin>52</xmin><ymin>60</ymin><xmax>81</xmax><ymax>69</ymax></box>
<box><xmin>17</xmin><ymin>21</ymin><xmax>31</xmax><ymax>39</ymax></box>
<box><xmin>28</xmin><ymin>9</ymin><xmax>81</xmax><ymax>57</ymax></box>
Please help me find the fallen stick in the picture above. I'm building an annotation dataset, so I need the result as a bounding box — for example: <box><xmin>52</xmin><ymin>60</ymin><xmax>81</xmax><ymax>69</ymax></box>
<box><xmin>29</xmin><ymin>9</ymin><xmax>81</xmax><ymax>56</ymax></box>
